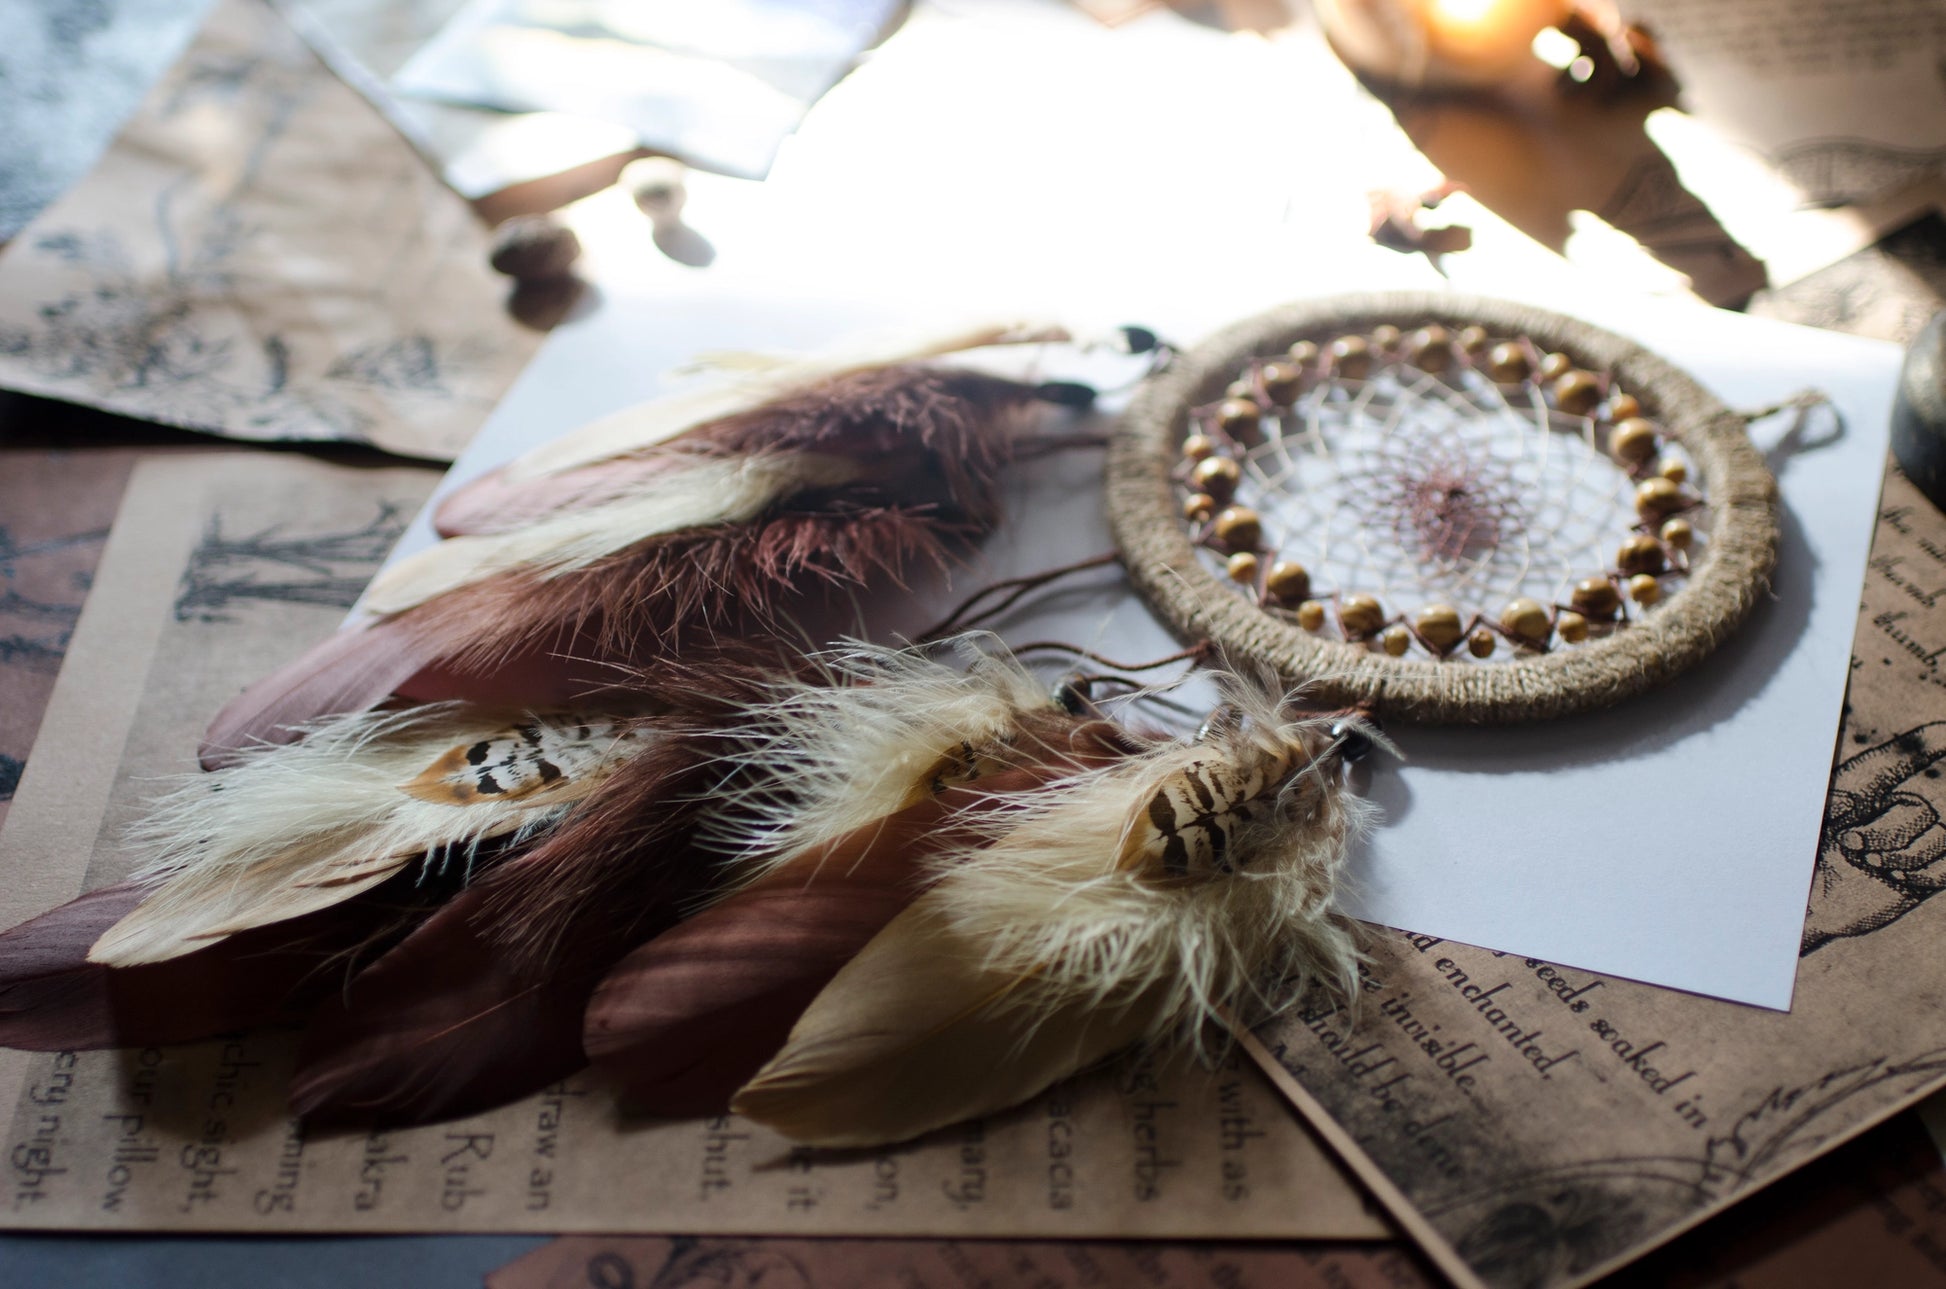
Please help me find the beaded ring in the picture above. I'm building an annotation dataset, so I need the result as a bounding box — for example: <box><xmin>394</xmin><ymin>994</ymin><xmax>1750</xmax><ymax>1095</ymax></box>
<box><xmin>1107</xmin><ymin>293</ymin><xmax>1779</xmax><ymax>724</ymax></box>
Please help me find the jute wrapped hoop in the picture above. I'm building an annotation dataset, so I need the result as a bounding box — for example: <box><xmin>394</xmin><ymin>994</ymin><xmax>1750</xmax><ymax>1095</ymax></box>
<box><xmin>1107</xmin><ymin>293</ymin><xmax>1779</xmax><ymax>724</ymax></box>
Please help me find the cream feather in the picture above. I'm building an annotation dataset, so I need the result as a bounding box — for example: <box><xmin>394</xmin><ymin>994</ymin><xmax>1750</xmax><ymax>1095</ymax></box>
<box><xmin>729</xmin><ymin>890</ymin><xmax>1168</xmax><ymax>1147</ymax></box>
<box><xmin>506</xmin><ymin>319</ymin><xmax>1073</xmax><ymax>482</ymax></box>
<box><xmin>929</xmin><ymin>690</ymin><xmax>1380</xmax><ymax>1047</ymax></box>
<box><xmin>699</xmin><ymin>637</ymin><xmax>1072</xmax><ymax>883</ymax></box>
<box><xmin>365</xmin><ymin>452</ymin><xmax>864</xmax><ymax>618</ymax></box>
<box><xmin>91</xmin><ymin>707</ymin><xmax>647</xmax><ymax>967</ymax></box>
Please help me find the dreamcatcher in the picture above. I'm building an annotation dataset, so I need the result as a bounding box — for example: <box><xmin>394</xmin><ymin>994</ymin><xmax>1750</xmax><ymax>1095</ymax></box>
<box><xmin>0</xmin><ymin>293</ymin><xmax>1777</xmax><ymax>1148</ymax></box>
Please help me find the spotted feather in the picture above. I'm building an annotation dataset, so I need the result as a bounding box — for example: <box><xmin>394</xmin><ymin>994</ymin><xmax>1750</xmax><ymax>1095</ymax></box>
<box><xmin>402</xmin><ymin>716</ymin><xmax>643</xmax><ymax>806</ymax></box>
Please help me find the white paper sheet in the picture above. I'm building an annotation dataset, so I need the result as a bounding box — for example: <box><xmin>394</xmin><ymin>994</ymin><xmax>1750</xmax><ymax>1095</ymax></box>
<box><xmin>391</xmin><ymin>0</ymin><xmax>901</xmax><ymax>179</ymax></box>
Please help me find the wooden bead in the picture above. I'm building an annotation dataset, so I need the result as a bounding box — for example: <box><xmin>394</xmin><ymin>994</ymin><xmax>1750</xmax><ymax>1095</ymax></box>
<box><xmin>1553</xmin><ymin>369</ymin><xmax>1602</xmax><ymax>415</ymax></box>
<box><xmin>1183</xmin><ymin>492</ymin><xmax>1215</xmax><ymax>522</ymax></box>
<box><xmin>1339</xmin><ymin>593</ymin><xmax>1385</xmax><ymax>637</ymax></box>
<box><xmin>1296</xmin><ymin>599</ymin><xmax>1326</xmax><ymax>631</ymax></box>
<box><xmin>1616</xmin><ymin>534</ymin><xmax>1666</xmax><ymax>576</ymax></box>
<box><xmin>1628</xmin><ymin>573</ymin><xmax>1661</xmax><ymax>605</ymax></box>
<box><xmin>1556</xmin><ymin>611</ymin><xmax>1589</xmax><ymax>643</ymax></box>
<box><xmin>1486</xmin><ymin>342</ymin><xmax>1531</xmax><ymax>384</ymax></box>
<box><xmin>1213</xmin><ymin>398</ymin><xmax>1263</xmax><ymax>440</ymax></box>
<box><xmin>1182</xmin><ymin>433</ymin><xmax>1216</xmax><ymax>461</ymax></box>
<box><xmin>1227</xmin><ymin>551</ymin><xmax>1260</xmax><ymax>583</ymax></box>
<box><xmin>1370</xmin><ymin>324</ymin><xmax>1402</xmax><ymax>349</ymax></box>
<box><xmin>1661</xmin><ymin>517</ymin><xmax>1693</xmax><ymax>550</ymax></box>
<box><xmin>1571</xmin><ymin>577</ymin><xmax>1621</xmax><ymax>619</ymax></box>
<box><xmin>1266</xmin><ymin>560</ymin><xmax>1311</xmax><ymax>604</ymax></box>
<box><xmin>1380</xmin><ymin>624</ymin><xmax>1411</xmax><ymax>656</ymax></box>
<box><xmin>1406</xmin><ymin>325</ymin><xmax>1453</xmax><ymax>372</ymax></box>
<box><xmin>1213</xmin><ymin>506</ymin><xmax>1262</xmax><ymax>552</ymax></box>
<box><xmin>1259</xmin><ymin>361</ymin><xmax>1304</xmax><ymax>405</ymax></box>
<box><xmin>1500</xmin><ymin>597</ymin><xmax>1550</xmax><ymax>643</ymax></box>
<box><xmin>1330</xmin><ymin>336</ymin><xmax>1373</xmax><ymax>379</ymax></box>
<box><xmin>1468</xmin><ymin>628</ymin><xmax>1496</xmax><ymax>658</ymax></box>
<box><xmin>1415</xmin><ymin>603</ymin><xmax>1464</xmax><ymax>651</ymax></box>
<box><xmin>1227</xmin><ymin>380</ymin><xmax>1255</xmax><ymax>400</ymax></box>
<box><xmin>1538</xmin><ymin>351</ymin><xmax>1572</xmax><ymax>381</ymax></box>
<box><xmin>1658</xmin><ymin>457</ymin><xmax>1687</xmax><ymax>483</ymax></box>
<box><xmin>1609</xmin><ymin>417</ymin><xmax>1659</xmax><ymax>464</ymax></box>
<box><xmin>1214</xmin><ymin>399</ymin><xmax>1261</xmax><ymax>440</ymax></box>
<box><xmin>1607</xmin><ymin>392</ymin><xmax>1642</xmax><ymax>421</ymax></box>
<box><xmin>1191</xmin><ymin>456</ymin><xmax>1240</xmax><ymax>503</ymax></box>
<box><xmin>1457</xmin><ymin>325</ymin><xmax>1490</xmax><ymax>355</ymax></box>
<box><xmin>1288</xmin><ymin>340</ymin><xmax>1319</xmax><ymax>366</ymax></box>
<box><xmin>1635</xmin><ymin>476</ymin><xmax>1683</xmax><ymax>519</ymax></box>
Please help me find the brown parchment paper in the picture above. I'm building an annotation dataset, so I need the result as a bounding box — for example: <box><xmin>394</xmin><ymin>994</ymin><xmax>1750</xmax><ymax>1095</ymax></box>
<box><xmin>0</xmin><ymin>453</ymin><xmax>1384</xmax><ymax>1238</ymax></box>
<box><xmin>0</xmin><ymin>446</ymin><xmax>145</xmax><ymax>833</ymax></box>
<box><xmin>0</xmin><ymin>0</ymin><xmax>539</xmax><ymax>461</ymax></box>
<box><xmin>1244</xmin><ymin>461</ymin><xmax>1946</xmax><ymax>1287</ymax></box>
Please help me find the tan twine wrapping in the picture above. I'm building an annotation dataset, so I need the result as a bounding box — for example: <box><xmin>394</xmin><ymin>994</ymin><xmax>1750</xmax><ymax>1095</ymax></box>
<box><xmin>1107</xmin><ymin>292</ymin><xmax>1779</xmax><ymax>724</ymax></box>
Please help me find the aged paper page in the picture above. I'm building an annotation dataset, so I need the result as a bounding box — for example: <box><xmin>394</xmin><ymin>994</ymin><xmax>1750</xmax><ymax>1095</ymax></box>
<box><xmin>0</xmin><ymin>454</ymin><xmax>1382</xmax><ymax>1238</ymax></box>
<box><xmin>1622</xmin><ymin>0</ymin><xmax>1946</xmax><ymax>206</ymax></box>
<box><xmin>0</xmin><ymin>448</ymin><xmax>146</xmax><ymax>833</ymax></box>
<box><xmin>1245</xmin><ymin>466</ymin><xmax>1946</xmax><ymax>1287</ymax></box>
<box><xmin>0</xmin><ymin>0</ymin><xmax>538</xmax><ymax>461</ymax></box>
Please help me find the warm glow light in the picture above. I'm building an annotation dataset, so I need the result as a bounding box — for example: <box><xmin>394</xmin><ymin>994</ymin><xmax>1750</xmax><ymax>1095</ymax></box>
<box><xmin>1314</xmin><ymin>0</ymin><xmax>1568</xmax><ymax>87</ymax></box>
<box><xmin>1431</xmin><ymin>0</ymin><xmax>1501</xmax><ymax>29</ymax></box>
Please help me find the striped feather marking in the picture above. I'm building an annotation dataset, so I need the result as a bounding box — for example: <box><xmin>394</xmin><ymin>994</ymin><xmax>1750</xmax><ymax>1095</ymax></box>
<box><xmin>402</xmin><ymin>716</ymin><xmax>642</xmax><ymax>806</ymax></box>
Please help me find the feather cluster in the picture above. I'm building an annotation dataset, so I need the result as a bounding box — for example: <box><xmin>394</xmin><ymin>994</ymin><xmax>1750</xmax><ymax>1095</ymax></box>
<box><xmin>0</xmin><ymin>639</ymin><xmax>1376</xmax><ymax>1145</ymax></box>
<box><xmin>708</xmin><ymin>645</ymin><xmax>1379</xmax><ymax>1146</ymax></box>
<box><xmin>0</xmin><ymin>319</ymin><xmax>1385</xmax><ymax>1148</ymax></box>
<box><xmin>202</xmin><ymin>322</ymin><xmax>1075</xmax><ymax>767</ymax></box>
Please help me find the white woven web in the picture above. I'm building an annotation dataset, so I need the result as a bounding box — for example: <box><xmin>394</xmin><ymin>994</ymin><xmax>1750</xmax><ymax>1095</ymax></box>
<box><xmin>1203</xmin><ymin>362</ymin><xmax>1707</xmax><ymax>649</ymax></box>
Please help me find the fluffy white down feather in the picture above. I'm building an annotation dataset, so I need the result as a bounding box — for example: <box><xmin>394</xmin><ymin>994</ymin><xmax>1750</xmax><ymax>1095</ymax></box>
<box><xmin>931</xmin><ymin>675</ymin><xmax>1380</xmax><ymax>1044</ymax></box>
<box><xmin>93</xmin><ymin>706</ymin><xmax>646</xmax><ymax>967</ymax></box>
<box><xmin>700</xmin><ymin>637</ymin><xmax>1057</xmax><ymax>882</ymax></box>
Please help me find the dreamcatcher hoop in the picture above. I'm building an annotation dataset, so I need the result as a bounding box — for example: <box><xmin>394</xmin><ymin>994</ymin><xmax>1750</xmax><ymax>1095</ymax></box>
<box><xmin>1108</xmin><ymin>292</ymin><xmax>1779</xmax><ymax>724</ymax></box>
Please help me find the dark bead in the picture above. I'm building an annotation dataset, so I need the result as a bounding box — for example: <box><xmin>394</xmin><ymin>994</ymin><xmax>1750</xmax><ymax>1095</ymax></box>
<box><xmin>1486</xmin><ymin>342</ymin><xmax>1531</xmax><ymax>384</ymax></box>
<box><xmin>1553</xmin><ymin>369</ymin><xmax>1602</xmax><ymax>415</ymax></box>
<box><xmin>1258</xmin><ymin>361</ymin><xmax>1305</xmax><ymax>405</ymax></box>
<box><xmin>1213</xmin><ymin>397</ymin><xmax>1265</xmax><ymax>441</ymax></box>
<box><xmin>1053</xmin><ymin>677</ymin><xmax>1095</xmax><ymax>715</ymax></box>
<box><xmin>1406</xmin><ymin>325</ymin><xmax>1454</xmax><ymax>373</ymax></box>
<box><xmin>1119</xmin><ymin>325</ymin><xmax>1160</xmax><ymax>354</ymax></box>
<box><xmin>1191</xmin><ymin>455</ymin><xmax>1241</xmax><ymax>503</ymax></box>
<box><xmin>1330</xmin><ymin>336</ymin><xmax>1374</xmax><ymax>380</ymax></box>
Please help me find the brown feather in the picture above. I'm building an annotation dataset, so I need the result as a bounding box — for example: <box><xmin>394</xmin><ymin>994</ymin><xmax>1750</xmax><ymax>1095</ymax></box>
<box><xmin>288</xmin><ymin>884</ymin><xmax>603</xmax><ymax>1126</ymax></box>
<box><xmin>0</xmin><ymin>877</ymin><xmax>443</xmax><ymax>1051</ymax></box>
<box><xmin>200</xmin><ymin>619</ymin><xmax>436</xmax><ymax>769</ymax></box>
<box><xmin>585</xmin><ymin>721</ymin><xmax>1144</xmax><ymax>1116</ymax></box>
<box><xmin>206</xmin><ymin>365</ymin><xmax>1042</xmax><ymax>751</ymax></box>
<box><xmin>401</xmin><ymin>505</ymin><xmax>973</xmax><ymax>678</ymax></box>
<box><xmin>584</xmin><ymin>787</ymin><xmax>982</xmax><ymax>1117</ymax></box>
<box><xmin>284</xmin><ymin>689</ymin><xmax>757</xmax><ymax>1124</ymax></box>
